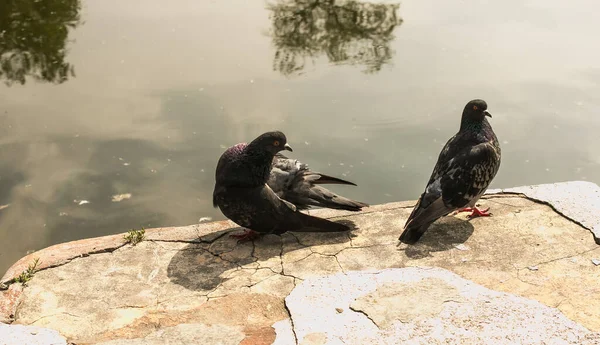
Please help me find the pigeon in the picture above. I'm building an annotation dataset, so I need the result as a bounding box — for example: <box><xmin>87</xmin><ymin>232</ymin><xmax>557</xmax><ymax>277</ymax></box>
<box><xmin>399</xmin><ymin>99</ymin><xmax>501</xmax><ymax>244</ymax></box>
<box><xmin>213</xmin><ymin>131</ymin><xmax>367</xmax><ymax>240</ymax></box>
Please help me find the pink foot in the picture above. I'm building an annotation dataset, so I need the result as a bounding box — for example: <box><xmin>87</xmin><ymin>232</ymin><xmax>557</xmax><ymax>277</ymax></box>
<box><xmin>456</xmin><ymin>206</ymin><xmax>492</xmax><ymax>219</ymax></box>
<box><xmin>229</xmin><ymin>229</ymin><xmax>260</xmax><ymax>242</ymax></box>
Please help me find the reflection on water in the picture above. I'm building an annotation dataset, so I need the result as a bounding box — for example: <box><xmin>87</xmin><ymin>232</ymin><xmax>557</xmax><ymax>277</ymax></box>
<box><xmin>0</xmin><ymin>0</ymin><xmax>81</xmax><ymax>85</ymax></box>
<box><xmin>268</xmin><ymin>0</ymin><xmax>403</xmax><ymax>75</ymax></box>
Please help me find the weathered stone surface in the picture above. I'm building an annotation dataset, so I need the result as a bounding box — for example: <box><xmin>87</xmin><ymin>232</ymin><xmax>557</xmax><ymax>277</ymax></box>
<box><xmin>488</xmin><ymin>180</ymin><xmax>600</xmax><ymax>243</ymax></box>
<box><xmin>0</xmin><ymin>284</ymin><xmax>22</xmax><ymax>324</ymax></box>
<box><xmin>1</xmin><ymin>182</ymin><xmax>599</xmax><ymax>344</ymax></box>
<box><xmin>284</xmin><ymin>268</ymin><xmax>600</xmax><ymax>345</ymax></box>
<box><xmin>94</xmin><ymin>323</ymin><xmax>245</xmax><ymax>345</ymax></box>
<box><xmin>0</xmin><ymin>323</ymin><xmax>67</xmax><ymax>345</ymax></box>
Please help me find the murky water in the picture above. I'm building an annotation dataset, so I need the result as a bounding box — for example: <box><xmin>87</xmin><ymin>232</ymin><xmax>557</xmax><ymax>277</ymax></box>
<box><xmin>1</xmin><ymin>0</ymin><xmax>599</xmax><ymax>273</ymax></box>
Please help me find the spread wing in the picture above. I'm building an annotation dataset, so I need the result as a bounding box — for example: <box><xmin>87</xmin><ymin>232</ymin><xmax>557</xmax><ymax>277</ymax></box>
<box><xmin>268</xmin><ymin>154</ymin><xmax>367</xmax><ymax>211</ymax></box>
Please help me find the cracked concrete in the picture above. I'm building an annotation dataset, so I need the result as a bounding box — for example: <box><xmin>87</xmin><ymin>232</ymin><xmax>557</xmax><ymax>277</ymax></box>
<box><xmin>0</xmin><ymin>181</ymin><xmax>599</xmax><ymax>344</ymax></box>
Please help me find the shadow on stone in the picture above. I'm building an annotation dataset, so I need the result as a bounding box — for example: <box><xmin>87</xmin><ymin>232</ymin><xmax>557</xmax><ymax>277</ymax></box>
<box><xmin>404</xmin><ymin>217</ymin><xmax>474</xmax><ymax>259</ymax></box>
<box><xmin>167</xmin><ymin>220</ymin><xmax>355</xmax><ymax>292</ymax></box>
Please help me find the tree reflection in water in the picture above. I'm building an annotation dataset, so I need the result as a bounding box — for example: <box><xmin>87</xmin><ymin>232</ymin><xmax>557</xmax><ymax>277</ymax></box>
<box><xmin>0</xmin><ymin>0</ymin><xmax>81</xmax><ymax>85</ymax></box>
<box><xmin>268</xmin><ymin>0</ymin><xmax>403</xmax><ymax>76</ymax></box>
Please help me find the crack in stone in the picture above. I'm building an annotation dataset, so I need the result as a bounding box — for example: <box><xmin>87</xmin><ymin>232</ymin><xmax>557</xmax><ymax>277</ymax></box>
<box><xmin>276</xmin><ymin>237</ymin><xmax>303</xmax><ymax>285</ymax></box>
<box><xmin>517</xmin><ymin>247</ymin><xmax>600</xmax><ymax>271</ymax></box>
<box><xmin>349</xmin><ymin>306</ymin><xmax>380</xmax><ymax>329</ymax></box>
<box><xmin>334</xmin><ymin>255</ymin><xmax>346</xmax><ymax>274</ymax></box>
<box><xmin>112</xmin><ymin>304</ymin><xmax>148</xmax><ymax>310</ymax></box>
<box><xmin>29</xmin><ymin>312</ymin><xmax>82</xmax><ymax>325</ymax></box>
<box><xmin>3</xmin><ymin>244</ymin><xmax>129</xmax><ymax>289</ymax></box>
<box><xmin>197</xmin><ymin>230</ymin><xmax>231</xmax><ymax>244</ymax></box>
<box><xmin>284</xmin><ymin>300</ymin><xmax>299</xmax><ymax>345</ymax></box>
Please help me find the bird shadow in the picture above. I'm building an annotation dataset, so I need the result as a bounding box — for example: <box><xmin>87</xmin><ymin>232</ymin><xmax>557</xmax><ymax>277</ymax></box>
<box><xmin>166</xmin><ymin>219</ymin><xmax>356</xmax><ymax>292</ymax></box>
<box><xmin>403</xmin><ymin>217</ymin><xmax>475</xmax><ymax>259</ymax></box>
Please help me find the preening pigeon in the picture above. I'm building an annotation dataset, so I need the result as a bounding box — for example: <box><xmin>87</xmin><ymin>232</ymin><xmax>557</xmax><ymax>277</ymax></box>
<box><xmin>213</xmin><ymin>131</ymin><xmax>367</xmax><ymax>240</ymax></box>
<box><xmin>399</xmin><ymin>99</ymin><xmax>501</xmax><ymax>244</ymax></box>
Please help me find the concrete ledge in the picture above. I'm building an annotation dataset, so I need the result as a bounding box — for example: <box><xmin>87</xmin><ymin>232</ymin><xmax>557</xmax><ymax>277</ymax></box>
<box><xmin>1</xmin><ymin>181</ymin><xmax>599</xmax><ymax>344</ymax></box>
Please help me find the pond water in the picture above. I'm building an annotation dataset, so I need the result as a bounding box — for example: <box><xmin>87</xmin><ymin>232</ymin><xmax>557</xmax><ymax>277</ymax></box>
<box><xmin>1</xmin><ymin>0</ymin><xmax>599</xmax><ymax>273</ymax></box>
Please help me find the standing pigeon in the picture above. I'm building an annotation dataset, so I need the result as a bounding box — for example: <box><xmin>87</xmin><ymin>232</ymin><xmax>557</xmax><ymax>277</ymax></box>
<box><xmin>399</xmin><ymin>99</ymin><xmax>501</xmax><ymax>244</ymax></box>
<box><xmin>213</xmin><ymin>131</ymin><xmax>366</xmax><ymax>240</ymax></box>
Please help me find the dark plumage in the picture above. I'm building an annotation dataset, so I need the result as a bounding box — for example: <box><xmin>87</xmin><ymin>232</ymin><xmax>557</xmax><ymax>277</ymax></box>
<box><xmin>213</xmin><ymin>131</ymin><xmax>366</xmax><ymax>237</ymax></box>
<box><xmin>399</xmin><ymin>99</ymin><xmax>501</xmax><ymax>244</ymax></box>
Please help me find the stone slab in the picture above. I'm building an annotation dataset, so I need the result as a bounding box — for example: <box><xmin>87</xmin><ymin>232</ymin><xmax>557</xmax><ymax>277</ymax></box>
<box><xmin>284</xmin><ymin>267</ymin><xmax>600</xmax><ymax>345</ymax></box>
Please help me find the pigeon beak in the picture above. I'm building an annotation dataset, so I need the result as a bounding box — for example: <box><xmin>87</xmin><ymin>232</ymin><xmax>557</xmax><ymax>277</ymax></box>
<box><xmin>284</xmin><ymin>143</ymin><xmax>293</xmax><ymax>152</ymax></box>
<box><xmin>484</xmin><ymin>110</ymin><xmax>492</xmax><ymax>118</ymax></box>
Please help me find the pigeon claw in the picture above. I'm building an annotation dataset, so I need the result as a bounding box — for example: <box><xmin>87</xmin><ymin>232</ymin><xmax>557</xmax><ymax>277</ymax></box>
<box><xmin>230</xmin><ymin>229</ymin><xmax>260</xmax><ymax>242</ymax></box>
<box><xmin>465</xmin><ymin>206</ymin><xmax>492</xmax><ymax>219</ymax></box>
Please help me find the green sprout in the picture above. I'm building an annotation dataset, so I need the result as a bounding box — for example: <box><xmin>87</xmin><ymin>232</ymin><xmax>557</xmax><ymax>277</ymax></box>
<box><xmin>15</xmin><ymin>258</ymin><xmax>40</xmax><ymax>286</ymax></box>
<box><xmin>123</xmin><ymin>227</ymin><xmax>145</xmax><ymax>245</ymax></box>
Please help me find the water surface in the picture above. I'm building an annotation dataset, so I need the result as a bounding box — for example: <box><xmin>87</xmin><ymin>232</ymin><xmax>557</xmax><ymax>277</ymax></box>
<box><xmin>1</xmin><ymin>0</ymin><xmax>599</xmax><ymax>273</ymax></box>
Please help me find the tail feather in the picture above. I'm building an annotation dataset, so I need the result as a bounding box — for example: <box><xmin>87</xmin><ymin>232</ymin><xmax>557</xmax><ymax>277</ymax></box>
<box><xmin>311</xmin><ymin>173</ymin><xmax>357</xmax><ymax>186</ymax></box>
<box><xmin>399</xmin><ymin>221</ymin><xmax>434</xmax><ymax>244</ymax></box>
<box><xmin>399</xmin><ymin>197</ymin><xmax>453</xmax><ymax>244</ymax></box>
<box><xmin>294</xmin><ymin>212</ymin><xmax>350</xmax><ymax>232</ymax></box>
<box><xmin>307</xmin><ymin>186</ymin><xmax>368</xmax><ymax>211</ymax></box>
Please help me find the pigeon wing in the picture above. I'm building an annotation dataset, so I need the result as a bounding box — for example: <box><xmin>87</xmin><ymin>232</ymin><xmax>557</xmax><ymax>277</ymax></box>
<box><xmin>440</xmin><ymin>141</ymin><xmax>500</xmax><ymax>209</ymax></box>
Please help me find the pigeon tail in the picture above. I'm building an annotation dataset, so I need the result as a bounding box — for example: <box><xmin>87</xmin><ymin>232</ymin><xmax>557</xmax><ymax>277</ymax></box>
<box><xmin>399</xmin><ymin>221</ymin><xmax>434</xmax><ymax>244</ymax></box>
<box><xmin>399</xmin><ymin>197</ymin><xmax>452</xmax><ymax>244</ymax></box>
<box><xmin>293</xmin><ymin>212</ymin><xmax>351</xmax><ymax>232</ymax></box>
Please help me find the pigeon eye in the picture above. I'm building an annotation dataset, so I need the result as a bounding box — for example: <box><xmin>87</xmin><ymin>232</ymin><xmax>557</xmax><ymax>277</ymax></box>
<box><xmin>273</xmin><ymin>140</ymin><xmax>280</xmax><ymax>147</ymax></box>
<box><xmin>473</xmin><ymin>105</ymin><xmax>478</xmax><ymax>110</ymax></box>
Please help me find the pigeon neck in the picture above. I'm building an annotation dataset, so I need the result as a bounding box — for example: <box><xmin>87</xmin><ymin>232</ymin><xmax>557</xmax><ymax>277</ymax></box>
<box><xmin>243</xmin><ymin>144</ymin><xmax>276</xmax><ymax>184</ymax></box>
<box><xmin>460</xmin><ymin>117</ymin><xmax>490</xmax><ymax>132</ymax></box>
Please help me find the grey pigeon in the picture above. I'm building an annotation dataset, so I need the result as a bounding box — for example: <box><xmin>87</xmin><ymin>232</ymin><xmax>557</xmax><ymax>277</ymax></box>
<box><xmin>269</xmin><ymin>154</ymin><xmax>367</xmax><ymax>211</ymax></box>
<box><xmin>213</xmin><ymin>131</ymin><xmax>366</xmax><ymax>240</ymax></box>
<box><xmin>399</xmin><ymin>99</ymin><xmax>501</xmax><ymax>244</ymax></box>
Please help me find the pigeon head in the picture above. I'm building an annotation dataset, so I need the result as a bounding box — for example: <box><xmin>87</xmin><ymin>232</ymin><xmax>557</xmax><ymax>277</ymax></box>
<box><xmin>248</xmin><ymin>131</ymin><xmax>293</xmax><ymax>155</ymax></box>
<box><xmin>462</xmin><ymin>99</ymin><xmax>491</xmax><ymax>122</ymax></box>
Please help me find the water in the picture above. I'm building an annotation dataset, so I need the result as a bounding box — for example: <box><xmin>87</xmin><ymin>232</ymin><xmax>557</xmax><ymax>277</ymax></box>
<box><xmin>1</xmin><ymin>0</ymin><xmax>599</xmax><ymax>273</ymax></box>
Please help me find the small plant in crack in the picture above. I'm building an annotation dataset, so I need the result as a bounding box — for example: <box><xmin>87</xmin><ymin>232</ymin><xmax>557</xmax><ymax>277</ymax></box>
<box><xmin>124</xmin><ymin>227</ymin><xmax>145</xmax><ymax>246</ymax></box>
<box><xmin>15</xmin><ymin>258</ymin><xmax>40</xmax><ymax>286</ymax></box>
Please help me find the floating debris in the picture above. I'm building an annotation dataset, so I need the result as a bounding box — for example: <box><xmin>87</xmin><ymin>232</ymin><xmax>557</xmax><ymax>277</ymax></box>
<box><xmin>59</xmin><ymin>212</ymin><xmax>68</xmax><ymax>217</ymax></box>
<box><xmin>75</xmin><ymin>200</ymin><xmax>90</xmax><ymax>205</ymax></box>
<box><xmin>199</xmin><ymin>217</ymin><xmax>212</xmax><ymax>223</ymax></box>
<box><xmin>0</xmin><ymin>204</ymin><xmax>10</xmax><ymax>211</ymax></box>
<box><xmin>112</xmin><ymin>193</ymin><xmax>132</xmax><ymax>202</ymax></box>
